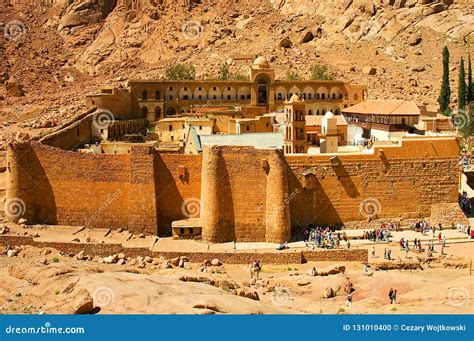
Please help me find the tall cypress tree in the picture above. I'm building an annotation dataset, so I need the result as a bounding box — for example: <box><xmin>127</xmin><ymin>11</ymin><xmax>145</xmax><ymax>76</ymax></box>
<box><xmin>438</xmin><ymin>46</ymin><xmax>451</xmax><ymax>115</ymax></box>
<box><xmin>458</xmin><ymin>57</ymin><xmax>467</xmax><ymax>110</ymax></box>
<box><xmin>468</xmin><ymin>53</ymin><xmax>473</xmax><ymax>105</ymax></box>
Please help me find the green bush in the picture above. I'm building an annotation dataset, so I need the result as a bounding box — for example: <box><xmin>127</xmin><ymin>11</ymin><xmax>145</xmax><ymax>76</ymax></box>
<box><xmin>286</xmin><ymin>71</ymin><xmax>301</xmax><ymax>81</ymax></box>
<box><xmin>165</xmin><ymin>64</ymin><xmax>196</xmax><ymax>80</ymax></box>
<box><xmin>52</xmin><ymin>257</ymin><xmax>60</xmax><ymax>263</ymax></box>
<box><xmin>310</xmin><ymin>65</ymin><xmax>333</xmax><ymax>80</ymax></box>
<box><xmin>218</xmin><ymin>63</ymin><xmax>230</xmax><ymax>80</ymax></box>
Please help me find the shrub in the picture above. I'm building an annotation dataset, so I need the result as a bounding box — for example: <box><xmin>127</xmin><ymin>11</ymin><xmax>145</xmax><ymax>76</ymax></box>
<box><xmin>165</xmin><ymin>64</ymin><xmax>196</xmax><ymax>80</ymax></box>
<box><xmin>52</xmin><ymin>257</ymin><xmax>60</xmax><ymax>263</ymax></box>
<box><xmin>310</xmin><ymin>65</ymin><xmax>333</xmax><ymax>80</ymax></box>
<box><xmin>286</xmin><ymin>71</ymin><xmax>301</xmax><ymax>80</ymax></box>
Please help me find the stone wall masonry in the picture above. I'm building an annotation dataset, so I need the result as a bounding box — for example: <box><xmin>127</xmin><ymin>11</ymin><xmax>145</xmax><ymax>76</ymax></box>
<box><xmin>286</xmin><ymin>137</ymin><xmax>461</xmax><ymax>229</ymax></box>
<box><xmin>6</xmin><ymin>136</ymin><xmax>462</xmax><ymax>244</ymax></box>
<box><xmin>0</xmin><ymin>235</ymin><xmax>368</xmax><ymax>264</ymax></box>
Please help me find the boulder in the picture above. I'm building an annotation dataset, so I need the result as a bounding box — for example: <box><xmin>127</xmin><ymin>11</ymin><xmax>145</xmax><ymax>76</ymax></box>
<box><xmin>7</xmin><ymin>249</ymin><xmax>19</xmax><ymax>257</ymax></box>
<box><xmin>279</xmin><ymin>37</ymin><xmax>292</xmax><ymax>48</ymax></box>
<box><xmin>362</xmin><ymin>66</ymin><xmax>377</xmax><ymax>75</ymax></box>
<box><xmin>411</xmin><ymin>65</ymin><xmax>425</xmax><ymax>72</ymax></box>
<box><xmin>75</xmin><ymin>251</ymin><xmax>86</xmax><ymax>260</ymax></box>
<box><xmin>238</xmin><ymin>289</ymin><xmax>260</xmax><ymax>301</ymax></box>
<box><xmin>5</xmin><ymin>77</ymin><xmax>24</xmax><ymax>97</ymax></box>
<box><xmin>170</xmin><ymin>257</ymin><xmax>180</xmax><ymax>267</ymax></box>
<box><xmin>408</xmin><ymin>35</ymin><xmax>422</xmax><ymax>46</ymax></box>
<box><xmin>300</xmin><ymin>31</ymin><xmax>314</xmax><ymax>43</ymax></box>
<box><xmin>71</xmin><ymin>288</ymin><xmax>94</xmax><ymax>314</ymax></box>
<box><xmin>211</xmin><ymin>258</ymin><xmax>221</xmax><ymax>266</ymax></box>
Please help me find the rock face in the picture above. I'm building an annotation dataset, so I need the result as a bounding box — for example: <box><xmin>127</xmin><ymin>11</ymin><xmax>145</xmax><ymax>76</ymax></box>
<box><xmin>5</xmin><ymin>77</ymin><xmax>24</xmax><ymax>97</ymax></box>
<box><xmin>58</xmin><ymin>0</ymin><xmax>117</xmax><ymax>31</ymax></box>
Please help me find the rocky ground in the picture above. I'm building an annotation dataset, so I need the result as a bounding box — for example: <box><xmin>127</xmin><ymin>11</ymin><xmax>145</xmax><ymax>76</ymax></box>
<box><xmin>0</xmin><ymin>0</ymin><xmax>473</xmax><ymax>162</ymax></box>
<box><xmin>0</xmin><ymin>240</ymin><xmax>472</xmax><ymax>314</ymax></box>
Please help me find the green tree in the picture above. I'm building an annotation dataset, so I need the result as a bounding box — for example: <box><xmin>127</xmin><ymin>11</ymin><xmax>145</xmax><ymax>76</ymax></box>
<box><xmin>438</xmin><ymin>46</ymin><xmax>451</xmax><ymax>116</ymax></box>
<box><xmin>468</xmin><ymin>53</ymin><xmax>473</xmax><ymax>105</ymax></box>
<box><xmin>165</xmin><ymin>64</ymin><xmax>196</xmax><ymax>80</ymax></box>
<box><xmin>458</xmin><ymin>57</ymin><xmax>467</xmax><ymax>111</ymax></box>
<box><xmin>230</xmin><ymin>72</ymin><xmax>249</xmax><ymax>81</ymax></box>
<box><xmin>310</xmin><ymin>65</ymin><xmax>333</xmax><ymax>80</ymax></box>
<box><xmin>286</xmin><ymin>70</ymin><xmax>301</xmax><ymax>80</ymax></box>
<box><xmin>218</xmin><ymin>63</ymin><xmax>230</xmax><ymax>80</ymax></box>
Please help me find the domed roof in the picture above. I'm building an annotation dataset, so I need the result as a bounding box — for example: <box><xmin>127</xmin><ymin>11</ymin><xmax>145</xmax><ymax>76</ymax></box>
<box><xmin>324</xmin><ymin>111</ymin><xmax>334</xmax><ymax>118</ymax></box>
<box><xmin>253</xmin><ymin>56</ymin><xmax>270</xmax><ymax>68</ymax></box>
<box><xmin>286</xmin><ymin>93</ymin><xmax>301</xmax><ymax>103</ymax></box>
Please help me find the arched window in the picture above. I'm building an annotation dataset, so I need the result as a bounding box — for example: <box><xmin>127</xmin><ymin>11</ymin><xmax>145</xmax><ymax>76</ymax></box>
<box><xmin>308</xmin><ymin>93</ymin><xmax>312</xmax><ymax>99</ymax></box>
<box><xmin>142</xmin><ymin>91</ymin><xmax>148</xmax><ymax>100</ymax></box>
<box><xmin>322</xmin><ymin>94</ymin><xmax>326</xmax><ymax>100</ymax></box>
<box><xmin>354</xmin><ymin>94</ymin><xmax>359</xmax><ymax>100</ymax></box>
<box><xmin>155</xmin><ymin>107</ymin><xmax>162</xmax><ymax>119</ymax></box>
<box><xmin>316</xmin><ymin>94</ymin><xmax>320</xmax><ymax>100</ymax></box>
<box><xmin>141</xmin><ymin>106</ymin><xmax>148</xmax><ymax>117</ymax></box>
<box><xmin>277</xmin><ymin>93</ymin><xmax>282</xmax><ymax>100</ymax></box>
<box><xmin>308</xmin><ymin>110</ymin><xmax>313</xmax><ymax>115</ymax></box>
<box><xmin>332</xmin><ymin>93</ymin><xmax>336</xmax><ymax>99</ymax></box>
<box><xmin>316</xmin><ymin>110</ymin><xmax>320</xmax><ymax>115</ymax></box>
<box><xmin>155</xmin><ymin>91</ymin><xmax>160</xmax><ymax>99</ymax></box>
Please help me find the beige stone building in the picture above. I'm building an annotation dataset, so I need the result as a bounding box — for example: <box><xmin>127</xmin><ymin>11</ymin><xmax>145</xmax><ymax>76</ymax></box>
<box><xmin>87</xmin><ymin>57</ymin><xmax>367</xmax><ymax>125</ymax></box>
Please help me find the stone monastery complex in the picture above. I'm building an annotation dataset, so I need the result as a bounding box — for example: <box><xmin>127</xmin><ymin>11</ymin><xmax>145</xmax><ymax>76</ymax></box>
<box><xmin>5</xmin><ymin>57</ymin><xmax>464</xmax><ymax>243</ymax></box>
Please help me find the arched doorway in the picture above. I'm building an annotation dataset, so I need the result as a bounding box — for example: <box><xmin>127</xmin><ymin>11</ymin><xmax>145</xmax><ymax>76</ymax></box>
<box><xmin>166</xmin><ymin>106</ymin><xmax>177</xmax><ymax>116</ymax></box>
<box><xmin>141</xmin><ymin>106</ymin><xmax>148</xmax><ymax>118</ymax></box>
<box><xmin>155</xmin><ymin>107</ymin><xmax>162</xmax><ymax>120</ymax></box>
<box><xmin>257</xmin><ymin>78</ymin><xmax>268</xmax><ymax>105</ymax></box>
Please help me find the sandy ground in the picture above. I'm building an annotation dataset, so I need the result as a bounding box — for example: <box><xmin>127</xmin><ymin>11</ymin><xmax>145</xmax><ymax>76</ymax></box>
<box><xmin>0</xmin><ymin>224</ymin><xmax>472</xmax><ymax>315</ymax></box>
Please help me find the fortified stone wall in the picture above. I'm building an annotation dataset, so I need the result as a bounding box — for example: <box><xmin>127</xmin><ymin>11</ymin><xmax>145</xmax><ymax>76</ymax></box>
<box><xmin>154</xmin><ymin>153</ymin><xmax>202</xmax><ymax>235</ymax></box>
<box><xmin>6</xmin><ymin>137</ymin><xmax>461</xmax><ymax>243</ymax></box>
<box><xmin>6</xmin><ymin>142</ymin><xmax>157</xmax><ymax>235</ymax></box>
<box><xmin>286</xmin><ymin>137</ymin><xmax>461</xmax><ymax>232</ymax></box>
<box><xmin>200</xmin><ymin>146</ymin><xmax>291</xmax><ymax>243</ymax></box>
<box><xmin>39</xmin><ymin>108</ymin><xmax>97</xmax><ymax>150</ymax></box>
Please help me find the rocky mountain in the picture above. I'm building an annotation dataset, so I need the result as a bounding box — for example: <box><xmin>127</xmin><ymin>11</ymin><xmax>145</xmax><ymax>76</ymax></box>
<box><xmin>0</xmin><ymin>0</ymin><xmax>473</xmax><ymax>153</ymax></box>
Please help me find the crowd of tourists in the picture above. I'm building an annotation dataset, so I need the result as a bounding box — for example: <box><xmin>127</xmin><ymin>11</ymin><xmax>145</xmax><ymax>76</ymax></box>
<box><xmin>303</xmin><ymin>224</ymin><xmax>348</xmax><ymax>250</ymax></box>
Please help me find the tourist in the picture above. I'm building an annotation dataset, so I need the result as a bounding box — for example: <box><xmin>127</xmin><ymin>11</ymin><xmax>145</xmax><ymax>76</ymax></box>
<box><xmin>371</xmin><ymin>246</ymin><xmax>376</xmax><ymax>258</ymax></box>
<box><xmin>311</xmin><ymin>267</ymin><xmax>317</xmax><ymax>276</ymax></box>
<box><xmin>387</xmin><ymin>249</ymin><xmax>392</xmax><ymax>260</ymax></box>
<box><xmin>384</xmin><ymin>248</ymin><xmax>387</xmax><ymax>259</ymax></box>
<box><xmin>346</xmin><ymin>292</ymin><xmax>353</xmax><ymax>306</ymax></box>
<box><xmin>389</xmin><ymin>288</ymin><xmax>394</xmax><ymax>304</ymax></box>
<box><xmin>392</xmin><ymin>290</ymin><xmax>397</xmax><ymax>304</ymax></box>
